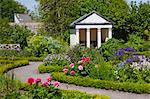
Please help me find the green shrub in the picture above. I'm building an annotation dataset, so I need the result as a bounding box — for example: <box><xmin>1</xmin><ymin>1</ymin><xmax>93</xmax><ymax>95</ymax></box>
<box><xmin>62</xmin><ymin>90</ymin><xmax>110</xmax><ymax>99</ymax></box>
<box><xmin>0</xmin><ymin>60</ymin><xmax>29</xmax><ymax>74</ymax></box>
<box><xmin>52</xmin><ymin>72</ymin><xmax>150</xmax><ymax>93</ymax></box>
<box><xmin>38</xmin><ymin>64</ymin><xmax>63</xmax><ymax>73</ymax></box>
<box><xmin>0</xmin><ymin>56</ymin><xmax>43</xmax><ymax>61</ymax></box>
<box><xmin>26</xmin><ymin>36</ymin><xmax>68</xmax><ymax>57</ymax></box>
<box><xmin>99</xmin><ymin>38</ymin><xmax>125</xmax><ymax>60</ymax></box>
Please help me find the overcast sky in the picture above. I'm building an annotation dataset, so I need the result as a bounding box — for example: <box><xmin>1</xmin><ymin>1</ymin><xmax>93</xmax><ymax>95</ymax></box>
<box><xmin>15</xmin><ymin>0</ymin><xmax>150</xmax><ymax>12</ymax></box>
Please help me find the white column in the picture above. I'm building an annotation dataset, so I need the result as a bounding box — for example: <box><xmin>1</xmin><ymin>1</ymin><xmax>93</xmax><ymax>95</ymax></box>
<box><xmin>97</xmin><ymin>28</ymin><xmax>101</xmax><ymax>48</ymax></box>
<box><xmin>108</xmin><ymin>28</ymin><xmax>112</xmax><ymax>39</ymax></box>
<box><xmin>76</xmin><ymin>29</ymin><xmax>79</xmax><ymax>45</ymax></box>
<box><xmin>86</xmin><ymin>28</ymin><xmax>90</xmax><ymax>48</ymax></box>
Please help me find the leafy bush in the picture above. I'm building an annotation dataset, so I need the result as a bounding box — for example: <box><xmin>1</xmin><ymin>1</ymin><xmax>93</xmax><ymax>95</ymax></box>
<box><xmin>125</xmin><ymin>34</ymin><xmax>146</xmax><ymax>51</ymax></box>
<box><xmin>26</xmin><ymin>36</ymin><xmax>68</xmax><ymax>57</ymax></box>
<box><xmin>99</xmin><ymin>38</ymin><xmax>125</xmax><ymax>60</ymax></box>
<box><xmin>67</xmin><ymin>45</ymin><xmax>102</xmax><ymax>64</ymax></box>
<box><xmin>52</xmin><ymin>72</ymin><xmax>150</xmax><ymax>93</ymax></box>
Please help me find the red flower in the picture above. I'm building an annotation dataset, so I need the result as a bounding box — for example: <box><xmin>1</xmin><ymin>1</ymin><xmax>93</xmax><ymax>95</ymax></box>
<box><xmin>53</xmin><ymin>81</ymin><xmax>60</xmax><ymax>87</ymax></box>
<box><xmin>42</xmin><ymin>82</ymin><xmax>49</xmax><ymax>86</ymax></box>
<box><xmin>82</xmin><ymin>57</ymin><xmax>86</xmax><ymax>62</ymax></box>
<box><xmin>47</xmin><ymin>76</ymin><xmax>53</xmax><ymax>82</ymax></box>
<box><xmin>85</xmin><ymin>57</ymin><xmax>90</xmax><ymax>62</ymax></box>
<box><xmin>70</xmin><ymin>71</ymin><xmax>75</xmax><ymax>75</ymax></box>
<box><xmin>27</xmin><ymin>77</ymin><xmax>34</xmax><ymax>85</ymax></box>
<box><xmin>64</xmin><ymin>66</ymin><xmax>68</xmax><ymax>69</ymax></box>
<box><xmin>63</xmin><ymin>68</ymin><xmax>68</xmax><ymax>74</ymax></box>
<box><xmin>35</xmin><ymin>78</ymin><xmax>41</xmax><ymax>83</ymax></box>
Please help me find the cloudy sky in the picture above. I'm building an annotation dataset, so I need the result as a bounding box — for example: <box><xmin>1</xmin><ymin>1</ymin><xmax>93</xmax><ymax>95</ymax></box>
<box><xmin>16</xmin><ymin>0</ymin><xmax>150</xmax><ymax>12</ymax></box>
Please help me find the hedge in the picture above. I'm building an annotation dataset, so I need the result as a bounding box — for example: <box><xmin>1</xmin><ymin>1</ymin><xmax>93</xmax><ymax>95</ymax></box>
<box><xmin>38</xmin><ymin>64</ymin><xmax>63</xmax><ymax>73</ymax></box>
<box><xmin>0</xmin><ymin>56</ymin><xmax>43</xmax><ymax>61</ymax></box>
<box><xmin>51</xmin><ymin>72</ymin><xmax>150</xmax><ymax>94</ymax></box>
<box><xmin>62</xmin><ymin>90</ymin><xmax>109</xmax><ymax>99</ymax></box>
<box><xmin>0</xmin><ymin>60</ymin><xmax>29</xmax><ymax>74</ymax></box>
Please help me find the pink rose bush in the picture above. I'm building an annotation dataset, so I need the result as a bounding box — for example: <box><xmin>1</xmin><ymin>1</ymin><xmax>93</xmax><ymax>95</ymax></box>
<box><xmin>27</xmin><ymin>76</ymin><xmax>60</xmax><ymax>87</ymax></box>
<box><xmin>63</xmin><ymin>57</ymin><xmax>92</xmax><ymax>76</ymax></box>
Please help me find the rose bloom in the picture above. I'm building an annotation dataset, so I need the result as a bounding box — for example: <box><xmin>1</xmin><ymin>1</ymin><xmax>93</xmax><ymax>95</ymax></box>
<box><xmin>35</xmin><ymin>78</ymin><xmax>42</xmax><ymax>83</ymax></box>
<box><xmin>82</xmin><ymin>57</ymin><xmax>86</xmax><ymax>62</ymax></box>
<box><xmin>53</xmin><ymin>81</ymin><xmax>60</xmax><ymax>87</ymax></box>
<box><xmin>64</xmin><ymin>66</ymin><xmax>68</xmax><ymax>69</ymax></box>
<box><xmin>78</xmin><ymin>65</ymin><xmax>83</xmax><ymax>70</ymax></box>
<box><xmin>27</xmin><ymin>77</ymin><xmax>34</xmax><ymax>85</ymax></box>
<box><xmin>70</xmin><ymin>63</ymin><xmax>74</xmax><ymax>68</ymax></box>
<box><xmin>63</xmin><ymin>68</ymin><xmax>68</xmax><ymax>74</ymax></box>
<box><xmin>70</xmin><ymin>71</ymin><xmax>75</xmax><ymax>75</ymax></box>
<box><xmin>47</xmin><ymin>76</ymin><xmax>53</xmax><ymax>82</ymax></box>
<box><xmin>42</xmin><ymin>82</ymin><xmax>49</xmax><ymax>86</ymax></box>
<box><xmin>85</xmin><ymin>57</ymin><xmax>90</xmax><ymax>62</ymax></box>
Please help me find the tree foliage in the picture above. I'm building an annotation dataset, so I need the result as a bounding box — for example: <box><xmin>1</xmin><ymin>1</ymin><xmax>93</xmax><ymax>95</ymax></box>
<box><xmin>0</xmin><ymin>0</ymin><xmax>27</xmax><ymax>22</ymax></box>
<box><xmin>39</xmin><ymin>0</ymin><xmax>150</xmax><ymax>41</ymax></box>
<box><xmin>39</xmin><ymin>0</ymin><xmax>129</xmax><ymax>40</ymax></box>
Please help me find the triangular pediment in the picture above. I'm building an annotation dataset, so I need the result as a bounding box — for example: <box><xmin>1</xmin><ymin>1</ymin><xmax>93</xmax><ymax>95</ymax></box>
<box><xmin>79</xmin><ymin>13</ymin><xmax>109</xmax><ymax>24</ymax></box>
<box><xmin>70</xmin><ymin>11</ymin><xmax>112</xmax><ymax>27</ymax></box>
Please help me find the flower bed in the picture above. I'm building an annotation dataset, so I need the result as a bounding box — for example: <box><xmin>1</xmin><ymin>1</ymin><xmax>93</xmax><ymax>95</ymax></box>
<box><xmin>51</xmin><ymin>72</ymin><xmax>150</xmax><ymax>94</ymax></box>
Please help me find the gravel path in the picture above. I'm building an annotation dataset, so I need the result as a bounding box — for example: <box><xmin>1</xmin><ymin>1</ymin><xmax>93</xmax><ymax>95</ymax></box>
<box><xmin>7</xmin><ymin>62</ymin><xmax>150</xmax><ymax>99</ymax></box>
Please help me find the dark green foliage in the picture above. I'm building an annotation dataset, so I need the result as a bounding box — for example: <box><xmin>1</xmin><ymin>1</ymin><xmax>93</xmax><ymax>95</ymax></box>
<box><xmin>0</xmin><ymin>50</ymin><xmax>31</xmax><ymax>57</ymax></box>
<box><xmin>0</xmin><ymin>0</ymin><xmax>27</xmax><ymax>21</ymax></box>
<box><xmin>39</xmin><ymin>0</ymin><xmax>129</xmax><ymax>40</ymax></box>
<box><xmin>52</xmin><ymin>72</ymin><xmax>150</xmax><ymax>93</ymax></box>
<box><xmin>99</xmin><ymin>38</ymin><xmax>125</xmax><ymax>59</ymax></box>
<box><xmin>0</xmin><ymin>19</ymin><xmax>32</xmax><ymax>49</ymax></box>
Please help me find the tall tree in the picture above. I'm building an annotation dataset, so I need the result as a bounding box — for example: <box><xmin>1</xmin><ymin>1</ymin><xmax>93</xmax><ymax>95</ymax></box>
<box><xmin>0</xmin><ymin>0</ymin><xmax>27</xmax><ymax>22</ymax></box>
<box><xmin>39</xmin><ymin>0</ymin><xmax>129</xmax><ymax>41</ymax></box>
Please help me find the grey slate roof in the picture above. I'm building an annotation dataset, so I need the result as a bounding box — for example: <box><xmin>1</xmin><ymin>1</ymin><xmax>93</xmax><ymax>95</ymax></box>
<box><xmin>70</xmin><ymin>11</ymin><xmax>112</xmax><ymax>27</ymax></box>
<box><xmin>16</xmin><ymin>14</ymin><xmax>32</xmax><ymax>22</ymax></box>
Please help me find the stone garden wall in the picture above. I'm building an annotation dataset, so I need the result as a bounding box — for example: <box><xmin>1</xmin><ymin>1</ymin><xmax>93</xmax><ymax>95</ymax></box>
<box><xmin>0</xmin><ymin>44</ymin><xmax>20</xmax><ymax>50</ymax></box>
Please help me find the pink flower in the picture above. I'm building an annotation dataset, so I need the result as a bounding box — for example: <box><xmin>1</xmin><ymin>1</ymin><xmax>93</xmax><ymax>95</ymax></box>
<box><xmin>82</xmin><ymin>57</ymin><xmax>86</xmax><ymax>62</ymax></box>
<box><xmin>85</xmin><ymin>57</ymin><xmax>90</xmax><ymax>62</ymax></box>
<box><xmin>42</xmin><ymin>82</ymin><xmax>49</xmax><ymax>86</ymax></box>
<box><xmin>70</xmin><ymin>71</ymin><xmax>75</xmax><ymax>75</ymax></box>
<box><xmin>47</xmin><ymin>76</ymin><xmax>53</xmax><ymax>82</ymax></box>
<box><xmin>35</xmin><ymin>78</ymin><xmax>42</xmax><ymax>83</ymax></box>
<box><xmin>78</xmin><ymin>65</ymin><xmax>83</xmax><ymax>70</ymax></box>
<box><xmin>63</xmin><ymin>68</ymin><xmax>68</xmax><ymax>74</ymax></box>
<box><xmin>70</xmin><ymin>63</ymin><xmax>74</xmax><ymax>68</ymax></box>
<box><xmin>53</xmin><ymin>81</ymin><xmax>60</xmax><ymax>87</ymax></box>
<box><xmin>27</xmin><ymin>77</ymin><xmax>34</xmax><ymax>85</ymax></box>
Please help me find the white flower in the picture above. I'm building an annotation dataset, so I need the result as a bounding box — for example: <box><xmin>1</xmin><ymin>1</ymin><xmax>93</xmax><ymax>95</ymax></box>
<box><xmin>78</xmin><ymin>65</ymin><xmax>83</xmax><ymax>70</ymax></box>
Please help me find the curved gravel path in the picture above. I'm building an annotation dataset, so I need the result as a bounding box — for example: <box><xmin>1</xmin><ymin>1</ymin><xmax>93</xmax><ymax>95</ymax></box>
<box><xmin>7</xmin><ymin>62</ymin><xmax>150</xmax><ymax>99</ymax></box>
